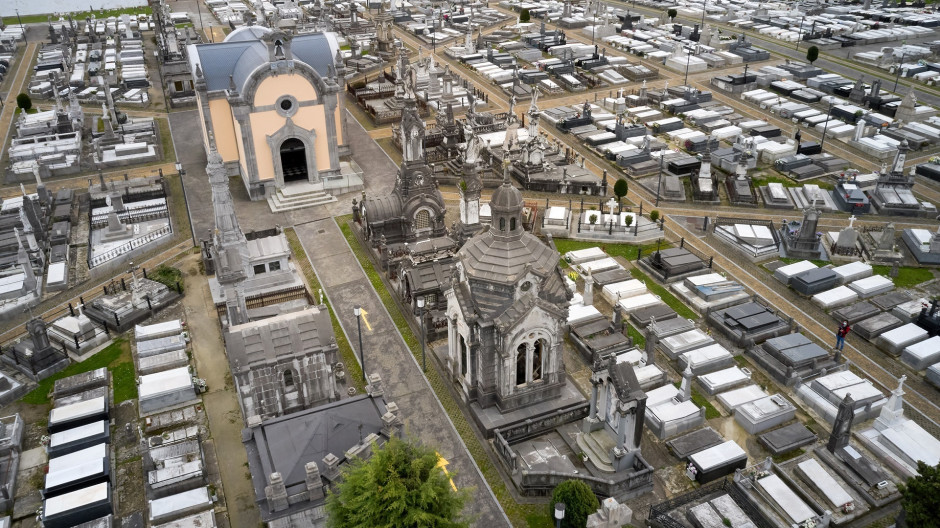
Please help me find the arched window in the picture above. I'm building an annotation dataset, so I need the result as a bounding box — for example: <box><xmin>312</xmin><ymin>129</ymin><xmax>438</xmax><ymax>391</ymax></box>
<box><xmin>516</xmin><ymin>344</ymin><xmax>527</xmax><ymax>386</ymax></box>
<box><xmin>460</xmin><ymin>335</ymin><xmax>468</xmax><ymax>377</ymax></box>
<box><xmin>415</xmin><ymin>209</ymin><xmax>431</xmax><ymax>230</ymax></box>
<box><xmin>500</xmin><ymin>218</ymin><xmax>506</xmax><ymax>230</ymax></box>
<box><xmin>510</xmin><ymin>217</ymin><xmax>517</xmax><ymax>231</ymax></box>
<box><xmin>532</xmin><ymin>340</ymin><xmax>544</xmax><ymax>382</ymax></box>
<box><xmin>283</xmin><ymin>370</ymin><xmax>294</xmax><ymax>388</ymax></box>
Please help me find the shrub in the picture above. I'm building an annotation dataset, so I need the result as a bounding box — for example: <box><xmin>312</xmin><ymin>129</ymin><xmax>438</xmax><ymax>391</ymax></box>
<box><xmin>667</xmin><ymin>8</ymin><xmax>678</xmax><ymax>20</ymax></box>
<box><xmin>806</xmin><ymin>45</ymin><xmax>819</xmax><ymax>64</ymax></box>
<box><xmin>613</xmin><ymin>179</ymin><xmax>628</xmax><ymax>199</ymax></box>
<box><xmin>519</xmin><ymin>8</ymin><xmax>530</xmax><ymax>22</ymax></box>
<box><xmin>649</xmin><ymin>209</ymin><xmax>660</xmax><ymax>222</ymax></box>
<box><xmin>16</xmin><ymin>93</ymin><xmax>31</xmax><ymax>111</ymax></box>
<box><xmin>550</xmin><ymin>480</ymin><xmax>599</xmax><ymax>528</ymax></box>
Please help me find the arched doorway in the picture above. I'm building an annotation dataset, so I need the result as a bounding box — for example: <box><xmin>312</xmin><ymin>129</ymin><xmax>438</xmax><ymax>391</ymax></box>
<box><xmin>280</xmin><ymin>138</ymin><xmax>308</xmax><ymax>182</ymax></box>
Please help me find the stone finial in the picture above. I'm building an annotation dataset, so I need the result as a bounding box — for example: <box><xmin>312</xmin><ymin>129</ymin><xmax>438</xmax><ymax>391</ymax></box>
<box><xmin>322</xmin><ymin>453</ymin><xmax>341</xmax><ymax>480</ymax></box>
<box><xmin>247</xmin><ymin>415</ymin><xmax>262</xmax><ymax>428</ymax></box>
<box><xmin>265</xmin><ymin>472</ymin><xmax>289</xmax><ymax>511</ymax></box>
<box><xmin>305</xmin><ymin>461</ymin><xmax>324</xmax><ymax>500</ymax></box>
<box><xmin>381</xmin><ymin>411</ymin><xmax>401</xmax><ymax>437</ymax></box>
<box><xmin>366</xmin><ymin>373</ymin><xmax>384</xmax><ymax>397</ymax></box>
<box><xmin>385</xmin><ymin>401</ymin><xmax>400</xmax><ymax>418</ymax></box>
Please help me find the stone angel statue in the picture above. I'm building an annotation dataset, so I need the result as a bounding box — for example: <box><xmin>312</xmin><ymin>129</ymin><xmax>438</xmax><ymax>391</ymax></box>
<box><xmin>463</xmin><ymin>131</ymin><xmax>483</xmax><ymax>165</ymax></box>
<box><xmin>405</xmin><ymin>66</ymin><xmax>418</xmax><ymax>98</ymax></box>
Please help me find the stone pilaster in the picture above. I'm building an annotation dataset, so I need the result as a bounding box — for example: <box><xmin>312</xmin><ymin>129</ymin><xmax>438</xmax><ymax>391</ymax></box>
<box><xmin>265</xmin><ymin>472</ymin><xmax>289</xmax><ymax>512</ymax></box>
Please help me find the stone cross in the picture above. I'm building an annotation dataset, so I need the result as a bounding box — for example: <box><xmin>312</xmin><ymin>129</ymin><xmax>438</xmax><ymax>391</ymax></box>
<box><xmin>847</xmin><ymin>215</ymin><xmax>856</xmax><ymax>228</ymax></box>
<box><xmin>606</xmin><ymin>198</ymin><xmax>617</xmax><ymax>217</ymax></box>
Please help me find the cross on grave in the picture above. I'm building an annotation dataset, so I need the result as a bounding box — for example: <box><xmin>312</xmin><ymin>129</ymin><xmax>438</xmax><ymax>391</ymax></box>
<box><xmin>606</xmin><ymin>198</ymin><xmax>618</xmax><ymax>217</ymax></box>
<box><xmin>848</xmin><ymin>215</ymin><xmax>856</xmax><ymax>228</ymax></box>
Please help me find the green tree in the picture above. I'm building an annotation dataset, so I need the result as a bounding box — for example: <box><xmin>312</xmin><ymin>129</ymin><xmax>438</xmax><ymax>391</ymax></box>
<box><xmin>519</xmin><ymin>8</ymin><xmax>530</xmax><ymax>23</ymax></box>
<box><xmin>613</xmin><ymin>179</ymin><xmax>628</xmax><ymax>201</ymax></box>
<box><xmin>806</xmin><ymin>45</ymin><xmax>819</xmax><ymax>65</ymax></box>
<box><xmin>649</xmin><ymin>209</ymin><xmax>661</xmax><ymax>222</ymax></box>
<box><xmin>899</xmin><ymin>461</ymin><xmax>940</xmax><ymax>528</ymax></box>
<box><xmin>326</xmin><ymin>437</ymin><xmax>469</xmax><ymax>528</ymax></box>
<box><xmin>625</xmin><ymin>215</ymin><xmax>634</xmax><ymax>227</ymax></box>
<box><xmin>16</xmin><ymin>93</ymin><xmax>31</xmax><ymax>111</ymax></box>
<box><xmin>667</xmin><ymin>8</ymin><xmax>678</xmax><ymax>20</ymax></box>
<box><xmin>550</xmin><ymin>480</ymin><xmax>599</xmax><ymax>528</ymax></box>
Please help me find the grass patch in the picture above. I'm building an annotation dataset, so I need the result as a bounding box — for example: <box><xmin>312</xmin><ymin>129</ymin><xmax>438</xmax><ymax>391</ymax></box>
<box><xmin>772</xmin><ymin>448</ymin><xmax>805</xmax><ymax>463</ymax></box>
<box><xmin>163</xmin><ymin>173</ymin><xmax>194</xmax><ymax>248</ymax></box>
<box><xmin>691</xmin><ymin>389</ymin><xmax>721</xmax><ymax>420</ymax></box>
<box><xmin>626</xmin><ymin>323</ymin><xmax>646</xmax><ymax>349</ymax></box>
<box><xmin>156</xmin><ymin>117</ymin><xmax>177</xmax><ymax>163</ymax></box>
<box><xmin>148</xmin><ymin>265</ymin><xmax>183</xmax><ymax>292</ymax></box>
<box><xmin>20</xmin><ymin>338</ymin><xmax>132</xmax><ymax>405</ymax></box>
<box><xmin>284</xmin><ymin>228</ymin><xmax>365</xmax><ymax>393</ymax></box>
<box><xmin>337</xmin><ymin>215</ymin><xmax>547</xmax><ymax>527</ymax></box>
<box><xmin>13</xmin><ymin>108</ymin><xmax>38</xmax><ymax>116</ymax></box>
<box><xmin>872</xmin><ymin>265</ymin><xmax>934</xmax><ymax>289</ymax></box>
<box><xmin>629</xmin><ymin>268</ymin><xmax>699</xmax><ymax>321</ymax></box>
<box><xmin>554</xmin><ymin>238</ymin><xmax>668</xmax><ymax>267</ymax></box>
<box><xmin>4</xmin><ymin>6</ymin><xmax>152</xmax><ymax>25</ymax></box>
<box><xmin>111</xmin><ymin>362</ymin><xmax>138</xmax><ymax>404</ymax></box>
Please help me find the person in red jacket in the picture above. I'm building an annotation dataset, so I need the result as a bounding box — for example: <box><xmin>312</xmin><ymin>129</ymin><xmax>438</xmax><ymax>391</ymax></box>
<box><xmin>836</xmin><ymin>321</ymin><xmax>850</xmax><ymax>351</ymax></box>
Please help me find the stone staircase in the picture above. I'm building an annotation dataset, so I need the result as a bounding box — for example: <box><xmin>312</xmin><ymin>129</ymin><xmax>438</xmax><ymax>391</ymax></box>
<box><xmin>267</xmin><ymin>182</ymin><xmax>337</xmax><ymax>213</ymax></box>
<box><xmin>576</xmin><ymin>429</ymin><xmax>616</xmax><ymax>473</ymax></box>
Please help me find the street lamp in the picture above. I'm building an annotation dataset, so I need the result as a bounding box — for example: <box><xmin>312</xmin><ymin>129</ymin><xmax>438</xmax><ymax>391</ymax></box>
<box><xmin>417</xmin><ymin>296</ymin><xmax>426</xmax><ymax>372</ymax></box>
<box><xmin>655</xmin><ymin>150</ymin><xmax>665</xmax><ymax>207</ymax></box>
<box><xmin>354</xmin><ymin>306</ymin><xmax>366</xmax><ymax>383</ymax></box>
<box><xmin>16</xmin><ymin>10</ymin><xmax>25</xmax><ymax>43</ymax></box>
<box><xmin>819</xmin><ymin>95</ymin><xmax>835</xmax><ymax>154</ymax></box>
<box><xmin>175</xmin><ymin>162</ymin><xmax>196</xmax><ymax>247</ymax></box>
<box><xmin>554</xmin><ymin>503</ymin><xmax>566</xmax><ymax>528</ymax></box>
<box><xmin>795</xmin><ymin>16</ymin><xmax>805</xmax><ymax>51</ymax></box>
<box><xmin>894</xmin><ymin>53</ymin><xmax>907</xmax><ymax>92</ymax></box>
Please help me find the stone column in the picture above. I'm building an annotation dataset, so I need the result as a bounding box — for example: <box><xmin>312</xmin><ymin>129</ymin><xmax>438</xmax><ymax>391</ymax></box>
<box><xmin>583</xmin><ymin>270</ymin><xmax>594</xmax><ymax>306</ymax></box>
<box><xmin>615</xmin><ymin>408</ymin><xmax>629</xmax><ymax>449</ymax></box>
<box><xmin>588</xmin><ymin>377</ymin><xmax>600</xmax><ymax>420</ymax></box>
<box><xmin>679</xmin><ymin>366</ymin><xmax>692</xmax><ymax>402</ymax></box>
<box><xmin>323</xmin><ymin>92</ymin><xmax>341</xmax><ymax>172</ymax></box>
<box><xmin>265</xmin><ymin>472</ymin><xmax>289</xmax><ymax>511</ymax></box>
<box><xmin>305</xmin><ymin>462</ymin><xmax>324</xmax><ymax>501</ymax></box>
<box><xmin>322</xmin><ymin>453</ymin><xmax>341</xmax><ymax>480</ymax></box>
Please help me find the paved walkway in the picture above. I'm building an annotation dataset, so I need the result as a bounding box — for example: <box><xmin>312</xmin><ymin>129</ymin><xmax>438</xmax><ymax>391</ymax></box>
<box><xmin>294</xmin><ymin>219</ymin><xmax>509</xmax><ymax>528</ymax></box>
<box><xmin>182</xmin><ymin>253</ymin><xmax>261</xmax><ymax>528</ymax></box>
<box><xmin>0</xmin><ymin>42</ymin><xmax>38</xmax><ymax>163</ymax></box>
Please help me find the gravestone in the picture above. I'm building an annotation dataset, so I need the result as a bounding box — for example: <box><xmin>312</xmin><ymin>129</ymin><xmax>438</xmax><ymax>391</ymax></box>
<box><xmin>827</xmin><ymin>393</ymin><xmax>855</xmax><ymax>452</ymax></box>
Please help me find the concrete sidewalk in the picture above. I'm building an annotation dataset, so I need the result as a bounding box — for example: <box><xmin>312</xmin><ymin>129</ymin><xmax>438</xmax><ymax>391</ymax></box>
<box><xmin>295</xmin><ymin>219</ymin><xmax>510</xmax><ymax>528</ymax></box>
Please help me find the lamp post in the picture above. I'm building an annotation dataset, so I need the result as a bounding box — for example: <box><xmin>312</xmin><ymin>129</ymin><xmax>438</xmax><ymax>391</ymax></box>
<box><xmin>684</xmin><ymin>0</ymin><xmax>707</xmax><ymax>87</ymax></box>
<box><xmin>795</xmin><ymin>16</ymin><xmax>805</xmax><ymax>51</ymax></box>
<box><xmin>554</xmin><ymin>503</ymin><xmax>566</xmax><ymax>528</ymax></box>
<box><xmin>893</xmin><ymin>52</ymin><xmax>906</xmax><ymax>92</ymax></box>
<box><xmin>655</xmin><ymin>150</ymin><xmax>665</xmax><ymax>206</ymax></box>
<box><xmin>16</xmin><ymin>10</ymin><xmax>25</xmax><ymax>42</ymax></box>
<box><xmin>819</xmin><ymin>95</ymin><xmax>835</xmax><ymax>154</ymax></box>
<box><xmin>417</xmin><ymin>296</ymin><xmax>426</xmax><ymax>372</ymax></box>
<box><xmin>354</xmin><ymin>306</ymin><xmax>366</xmax><ymax>382</ymax></box>
<box><xmin>175</xmin><ymin>162</ymin><xmax>196</xmax><ymax>247</ymax></box>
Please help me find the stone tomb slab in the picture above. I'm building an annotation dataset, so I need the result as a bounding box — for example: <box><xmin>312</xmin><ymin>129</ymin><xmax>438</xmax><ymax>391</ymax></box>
<box><xmin>796</xmin><ymin>458</ymin><xmax>854</xmax><ymax>510</ymax></box>
<box><xmin>759</xmin><ymin>422</ymin><xmax>817</xmax><ymax>455</ymax></box>
<box><xmin>832</xmin><ymin>262</ymin><xmax>873</xmax><ymax>285</ymax></box>
<box><xmin>892</xmin><ymin>298</ymin><xmax>929</xmax><ymax>324</ymax></box>
<box><xmin>651</xmin><ymin>317</ymin><xmax>697</xmax><ymax>339</ymax></box>
<box><xmin>592</xmin><ymin>267</ymin><xmax>632</xmax><ymax>287</ymax></box>
<box><xmin>791</xmin><ymin>267</ymin><xmax>838</xmax><ymax>296</ymax></box>
<box><xmin>848</xmin><ymin>275</ymin><xmax>895</xmax><ymax>298</ymax></box>
<box><xmin>902</xmin><ymin>336</ymin><xmax>940</xmax><ymax>370</ymax></box>
<box><xmin>709</xmin><ymin>494</ymin><xmax>755</xmax><ymax>528</ymax></box>
<box><xmin>812</xmin><ymin>286</ymin><xmax>859</xmax><ymax>310</ymax></box>
<box><xmin>717</xmin><ymin>385</ymin><xmax>769</xmax><ymax>413</ymax></box>
<box><xmin>763</xmin><ymin>333</ymin><xmax>828</xmax><ymax>368</ymax></box>
<box><xmin>878</xmin><ymin>323</ymin><xmax>929</xmax><ymax>356</ymax></box>
<box><xmin>688</xmin><ymin>503</ymin><xmax>726</xmax><ymax>528</ymax></box>
<box><xmin>854</xmin><ymin>312</ymin><xmax>904</xmax><ymax>341</ymax></box>
<box><xmin>666</xmin><ymin>426</ymin><xmax>724</xmax><ymax>459</ymax></box>
<box><xmin>630</xmin><ymin>304</ymin><xmax>678</xmax><ymax>328</ymax></box>
<box><xmin>870</xmin><ymin>291</ymin><xmax>913</xmax><ymax>312</ymax></box>
<box><xmin>651</xmin><ymin>248</ymin><xmax>707</xmax><ymax>275</ymax></box>
<box><xmin>831</xmin><ymin>301</ymin><xmax>881</xmax><ymax>325</ymax></box>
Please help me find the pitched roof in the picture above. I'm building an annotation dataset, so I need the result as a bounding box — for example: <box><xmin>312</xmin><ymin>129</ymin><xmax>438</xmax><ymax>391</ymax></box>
<box><xmin>190</xmin><ymin>31</ymin><xmax>339</xmax><ymax>93</ymax></box>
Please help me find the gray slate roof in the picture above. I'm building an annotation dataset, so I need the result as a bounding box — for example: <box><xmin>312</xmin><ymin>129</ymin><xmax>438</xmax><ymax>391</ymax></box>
<box><xmin>225</xmin><ymin>308</ymin><xmax>335</xmax><ymax>370</ymax></box>
<box><xmin>190</xmin><ymin>29</ymin><xmax>339</xmax><ymax>93</ymax></box>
